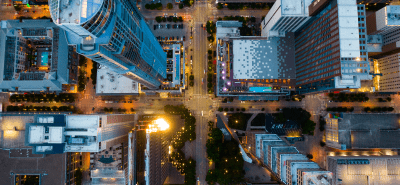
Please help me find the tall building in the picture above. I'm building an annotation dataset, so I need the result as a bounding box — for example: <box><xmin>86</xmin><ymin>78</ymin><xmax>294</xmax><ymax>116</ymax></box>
<box><xmin>295</xmin><ymin>0</ymin><xmax>371</xmax><ymax>93</ymax></box>
<box><xmin>261</xmin><ymin>0</ymin><xmax>313</xmax><ymax>37</ymax></box>
<box><xmin>25</xmin><ymin>114</ymin><xmax>135</xmax><ymax>154</ymax></box>
<box><xmin>374</xmin><ymin>53</ymin><xmax>400</xmax><ymax>91</ymax></box>
<box><xmin>367</xmin><ymin>5</ymin><xmax>400</xmax><ymax>57</ymax></box>
<box><xmin>327</xmin><ymin>155</ymin><xmax>400</xmax><ymax>185</ymax></box>
<box><xmin>325</xmin><ymin>113</ymin><xmax>400</xmax><ymax>150</ymax></box>
<box><xmin>129</xmin><ymin>115</ymin><xmax>171</xmax><ymax>185</ymax></box>
<box><xmin>49</xmin><ymin>0</ymin><xmax>167</xmax><ymax>89</ymax></box>
<box><xmin>215</xmin><ymin>21</ymin><xmax>294</xmax><ymax>100</ymax></box>
<box><xmin>248</xmin><ymin>133</ymin><xmax>332</xmax><ymax>185</ymax></box>
<box><xmin>0</xmin><ymin>114</ymin><xmax>84</xmax><ymax>185</ymax></box>
<box><xmin>0</xmin><ymin>19</ymin><xmax>78</xmax><ymax>92</ymax></box>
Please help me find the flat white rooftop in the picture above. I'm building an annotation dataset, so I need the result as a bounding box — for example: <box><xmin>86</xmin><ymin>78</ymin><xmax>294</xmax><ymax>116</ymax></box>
<box><xmin>96</xmin><ymin>65</ymin><xmax>140</xmax><ymax>94</ymax></box>
<box><xmin>66</xmin><ymin>115</ymin><xmax>99</xmax><ymax>128</ymax></box>
<box><xmin>49</xmin><ymin>127</ymin><xmax>63</xmax><ymax>143</ymax></box>
<box><xmin>232</xmin><ymin>39</ymin><xmax>295</xmax><ymax>79</ymax></box>
<box><xmin>29</xmin><ymin>126</ymin><xmax>44</xmax><ymax>144</ymax></box>
<box><xmin>386</xmin><ymin>5</ymin><xmax>400</xmax><ymax>26</ymax></box>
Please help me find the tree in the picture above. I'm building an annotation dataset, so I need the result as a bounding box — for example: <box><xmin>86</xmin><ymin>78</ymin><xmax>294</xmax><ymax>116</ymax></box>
<box><xmin>241</xmin><ymin>108</ymin><xmax>245</xmax><ymax>112</ymax></box>
<box><xmin>224</xmin><ymin>108</ymin><xmax>229</xmax><ymax>112</ymax></box>
<box><xmin>364</xmin><ymin>107</ymin><xmax>371</xmax><ymax>112</ymax></box>
<box><xmin>261</xmin><ymin>108</ymin><xmax>265</xmax><ymax>111</ymax></box>
<box><xmin>178</xmin><ymin>16</ymin><xmax>183</xmax><ymax>22</ymax></box>
<box><xmin>167</xmin><ymin>16</ymin><xmax>173</xmax><ymax>22</ymax></box>
<box><xmin>189</xmin><ymin>75</ymin><xmax>194</xmax><ymax>80</ymax></box>
<box><xmin>230</xmin><ymin>108</ymin><xmax>234</xmax><ymax>111</ymax></box>
<box><xmin>302</xmin><ymin>120</ymin><xmax>316</xmax><ymax>135</ymax></box>
<box><xmin>217</xmin><ymin>3</ymin><xmax>223</xmax><ymax>9</ymax></box>
<box><xmin>388</xmin><ymin>107</ymin><xmax>394</xmax><ymax>111</ymax></box>
<box><xmin>155</xmin><ymin>16</ymin><xmax>162</xmax><ymax>22</ymax></box>
<box><xmin>179</xmin><ymin>3</ymin><xmax>184</xmax><ymax>9</ymax></box>
<box><xmin>208</xmin><ymin>50</ymin><xmax>213</xmax><ymax>55</ymax></box>
<box><xmin>208</xmin><ymin>35</ymin><xmax>215</xmax><ymax>43</ymax></box>
<box><xmin>320</xmin><ymin>141</ymin><xmax>326</xmax><ymax>147</ymax></box>
<box><xmin>218</xmin><ymin>107</ymin><xmax>223</xmax><ymax>112</ymax></box>
<box><xmin>306</xmin><ymin>154</ymin><xmax>313</xmax><ymax>159</ymax></box>
<box><xmin>173</xmin><ymin>17</ymin><xmax>178</xmax><ymax>22</ymax></box>
<box><xmin>14</xmin><ymin>5</ymin><xmax>22</xmax><ymax>11</ymax></box>
<box><xmin>207</xmin><ymin>83</ymin><xmax>213</xmax><ymax>88</ymax></box>
<box><xmin>387</xmin><ymin>97</ymin><xmax>392</xmax><ymax>102</ymax></box>
<box><xmin>208</xmin><ymin>55</ymin><xmax>212</xmax><ymax>60</ymax></box>
<box><xmin>167</xmin><ymin>3</ymin><xmax>173</xmax><ymax>9</ymax></box>
<box><xmin>189</xmin><ymin>81</ymin><xmax>194</xmax><ymax>87</ymax></box>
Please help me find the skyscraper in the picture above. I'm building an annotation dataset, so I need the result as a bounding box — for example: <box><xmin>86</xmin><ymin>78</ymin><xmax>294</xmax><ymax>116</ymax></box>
<box><xmin>295</xmin><ymin>0</ymin><xmax>371</xmax><ymax>93</ymax></box>
<box><xmin>49</xmin><ymin>0</ymin><xmax>167</xmax><ymax>89</ymax></box>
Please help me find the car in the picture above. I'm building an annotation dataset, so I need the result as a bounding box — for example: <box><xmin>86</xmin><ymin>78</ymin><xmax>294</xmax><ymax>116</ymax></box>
<box><xmin>159</xmin><ymin>24</ymin><xmax>163</xmax><ymax>29</ymax></box>
<box><xmin>241</xmin><ymin>101</ymin><xmax>245</xmax><ymax>103</ymax></box>
<box><xmin>174</xmin><ymin>13</ymin><xmax>177</xmax><ymax>17</ymax></box>
<box><xmin>200</xmin><ymin>24</ymin><xmax>203</xmax><ymax>28</ymax></box>
<box><xmin>164</xmin><ymin>13</ymin><xmax>168</xmax><ymax>17</ymax></box>
<box><xmin>201</xmin><ymin>78</ymin><xmax>203</xmax><ymax>84</ymax></box>
<box><xmin>166</xmin><ymin>24</ymin><xmax>171</xmax><ymax>29</ymax></box>
<box><xmin>176</xmin><ymin>36</ymin><xmax>180</xmax><ymax>40</ymax></box>
<box><xmin>183</xmin><ymin>36</ymin><xmax>186</xmax><ymax>41</ymax></box>
<box><xmin>169</xmin><ymin>37</ymin><xmax>173</xmax><ymax>40</ymax></box>
<box><xmin>24</xmin><ymin>10</ymin><xmax>29</xmax><ymax>13</ymax></box>
<box><xmin>173</xmin><ymin>24</ymin><xmax>177</xmax><ymax>29</ymax></box>
<box><xmin>204</xmin><ymin>70</ymin><xmax>205</xmax><ymax>74</ymax></box>
<box><xmin>33</xmin><ymin>11</ymin><xmax>36</xmax><ymax>13</ymax></box>
<box><xmin>153</xmin><ymin>25</ymin><xmax>157</xmax><ymax>30</ymax></box>
<box><xmin>15</xmin><ymin>12</ymin><xmax>19</xmax><ymax>15</ymax></box>
<box><xmin>179</xmin><ymin>24</ymin><xmax>183</xmax><ymax>29</ymax></box>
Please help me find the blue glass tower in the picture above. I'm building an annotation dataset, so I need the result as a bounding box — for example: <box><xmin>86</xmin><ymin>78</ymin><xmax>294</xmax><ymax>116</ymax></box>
<box><xmin>49</xmin><ymin>0</ymin><xmax>166</xmax><ymax>89</ymax></box>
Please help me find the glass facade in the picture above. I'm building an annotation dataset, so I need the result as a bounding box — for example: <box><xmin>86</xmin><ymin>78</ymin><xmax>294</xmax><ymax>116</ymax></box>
<box><xmin>51</xmin><ymin>0</ymin><xmax>167</xmax><ymax>89</ymax></box>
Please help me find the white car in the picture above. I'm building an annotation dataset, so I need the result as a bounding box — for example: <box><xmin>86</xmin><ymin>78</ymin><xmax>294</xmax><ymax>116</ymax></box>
<box><xmin>204</xmin><ymin>70</ymin><xmax>205</xmax><ymax>74</ymax></box>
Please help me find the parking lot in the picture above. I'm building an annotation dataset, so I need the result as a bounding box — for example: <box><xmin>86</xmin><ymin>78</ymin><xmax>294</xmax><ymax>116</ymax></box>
<box><xmin>148</xmin><ymin>19</ymin><xmax>189</xmax><ymax>42</ymax></box>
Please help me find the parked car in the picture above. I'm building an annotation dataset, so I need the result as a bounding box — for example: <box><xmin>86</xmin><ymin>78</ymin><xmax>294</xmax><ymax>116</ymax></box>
<box><xmin>176</xmin><ymin>36</ymin><xmax>180</xmax><ymax>40</ymax></box>
<box><xmin>154</xmin><ymin>25</ymin><xmax>157</xmax><ymax>30</ymax></box>
<box><xmin>179</xmin><ymin>24</ymin><xmax>183</xmax><ymax>29</ymax></box>
<box><xmin>183</xmin><ymin>36</ymin><xmax>186</xmax><ymax>41</ymax></box>
<box><xmin>166</xmin><ymin>24</ymin><xmax>171</xmax><ymax>29</ymax></box>
<box><xmin>24</xmin><ymin>10</ymin><xmax>29</xmax><ymax>13</ymax></box>
<box><xmin>172</xmin><ymin>24</ymin><xmax>177</xmax><ymax>29</ymax></box>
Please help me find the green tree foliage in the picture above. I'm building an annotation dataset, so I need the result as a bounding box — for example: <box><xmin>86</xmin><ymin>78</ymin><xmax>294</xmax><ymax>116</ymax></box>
<box><xmin>155</xmin><ymin>16</ymin><xmax>162</xmax><ymax>22</ymax></box>
<box><xmin>208</xmin><ymin>50</ymin><xmax>213</xmax><ymax>55</ymax></box>
<box><xmin>145</xmin><ymin>3</ymin><xmax>163</xmax><ymax>10</ymax></box>
<box><xmin>217</xmin><ymin>3</ymin><xmax>223</xmax><ymax>9</ymax></box>
<box><xmin>167</xmin><ymin>3</ymin><xmax>173</xmax><ymax>9</ymax></box>
<box><xmin>206</xmin><ymin>140</ymin><xmax>245</xmax><ymax>184</ymax></box>
<box><xmin>91</xmin><ymin>61</ymin><xmax>97</xmax><ymax>85</ymax></box>
<box><xmin>228</xmin><ymin>113</ymin><xmax>249</xmax><ymax>130</ymax></box>
<box><xmin>179</xmin><ymin>3</ymin><xmax>184</xmax><ymax>9</ymax></box>
<box><xmin>189</xmin><ymin>75</ymin><xmax>194</xmax><ymax>80</ymax></box>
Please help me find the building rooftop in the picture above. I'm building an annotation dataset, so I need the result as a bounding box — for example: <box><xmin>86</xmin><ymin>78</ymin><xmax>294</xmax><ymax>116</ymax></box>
<box><xmin>96</xmin><ymin>65</ymin><xmax>140</xmax><ymax>95</ymax></box>
<box><xmin>383</xmin><ymin>6</ymin><xmax>400</xmax><ymax>27</ymax></box>
<box><xmin>0</xmin><ymin>149</ymin><xmax>66</xmax><ymax>185</ymax></box>
<box><xmin>50</xmin><ymin>0</ymin><xmax>103</xmax><ymax>25</ymax></box>
<box><xmin>334</xmin><ymin>113</ymin><xmax>400</xmax><ymax>149</ymax></box>
<box><xmin>328</xmin><ymin>156</ymin><xmax>400</xmax><ymax>185</ymax></box>
<box><xmin>232</xmin><ymin>38</ymin><xmax>295</xmax><ymax>79</ymax></box>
